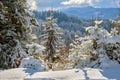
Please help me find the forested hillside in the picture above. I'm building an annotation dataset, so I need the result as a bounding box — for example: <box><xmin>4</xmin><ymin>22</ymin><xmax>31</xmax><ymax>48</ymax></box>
<box><xmin>33</xmin><ymin>10</ymin><xmax>114</xmax><ymax>34</ymax></box>
<box><xmin>61</xmin><ymin>6</ymin><xmax>119</xmax><ymax>19</ymax></box>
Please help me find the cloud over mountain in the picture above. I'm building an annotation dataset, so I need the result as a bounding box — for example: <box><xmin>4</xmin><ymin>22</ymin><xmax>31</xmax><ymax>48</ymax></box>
<box><xmin>61</xmin><ymin>0</ymin><xmax>100</xmax><ymax>5</ymax></box>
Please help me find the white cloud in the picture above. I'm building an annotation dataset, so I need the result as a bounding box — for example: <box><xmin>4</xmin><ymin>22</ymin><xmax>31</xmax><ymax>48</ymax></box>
<box><xmin>29</xmin><ymin>0</ymin><xmax>38</xmax><ymax>10</ymax></box>
<box><xmin>61</xmin><ymin>0</ymin><xmax>100</xmax><ymax>5</ymax></box>
<box><xmin>27</xmin><ymin>0</ymin><xmax>118</xmax><ymax>11</ymax></box>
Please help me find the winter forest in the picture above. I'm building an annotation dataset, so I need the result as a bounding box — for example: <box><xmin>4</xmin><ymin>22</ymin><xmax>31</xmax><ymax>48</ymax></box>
<box><xmin>0</xmin><ymin>0</ymin><xmax>120</xmax><ymax>80</ymax></box>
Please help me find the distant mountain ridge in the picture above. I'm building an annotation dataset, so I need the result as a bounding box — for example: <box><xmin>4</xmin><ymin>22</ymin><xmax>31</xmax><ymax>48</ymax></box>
<box><xmin>61</xmin><ymin>6</ymin><xmax>119</xmax><ymax>19</ymax></box>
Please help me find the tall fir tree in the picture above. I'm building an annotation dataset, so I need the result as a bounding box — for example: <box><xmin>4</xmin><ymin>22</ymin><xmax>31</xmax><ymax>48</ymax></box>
<box><xmin>69</xmin><ymin>34</ymin><xmax>80</xmax><ymax>68</ymax></box>
<box><xmin>0</xmin><ymin>0</ymin><xmax>38</xmax><ymax>69</ymax></box>
<box><xmin>41</xmin><ymin>10</ymin><xmax>62</xmax><ymax>64</ymax></box>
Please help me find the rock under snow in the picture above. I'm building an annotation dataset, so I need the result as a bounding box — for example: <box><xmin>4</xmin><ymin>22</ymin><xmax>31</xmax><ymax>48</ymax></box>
<box><xmin>19</xmin><ymin>57</ymin><xmax>46</xmax><ymax>71</ymax></box>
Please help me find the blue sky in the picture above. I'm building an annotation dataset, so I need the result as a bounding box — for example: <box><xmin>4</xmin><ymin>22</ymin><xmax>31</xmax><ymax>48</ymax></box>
<box><xmin>28</xmin><ymin>0</ymin><xmax>120</xmax><ymax>11</ymax></box>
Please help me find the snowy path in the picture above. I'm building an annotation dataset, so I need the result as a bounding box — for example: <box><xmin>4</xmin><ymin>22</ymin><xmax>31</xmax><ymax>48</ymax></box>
<box><xmin>0</xmin><ymin>68</ymin><xmax>107</xmax><ymax>80</ymax></box>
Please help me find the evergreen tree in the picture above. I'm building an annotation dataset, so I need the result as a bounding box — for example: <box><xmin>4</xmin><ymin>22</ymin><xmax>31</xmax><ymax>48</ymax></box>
<box><xmin>0</xmin><ymin>0</ymin><xmax>38</xmax><ymax>69</ymax></box>
<box><xmin>112</xmin><ymin>20</ymin><xmax>120</xmax><ymax>35</ymax></box>
<box><xmin>69</xmin><ymin>34</ymin><xmax>93</xmax><ymax>68</ymax></box>
<box><xmin>41</xmin><ymin>10</ymin><xmax>62</xmax><ymax>63</ymax></box>
<box><xmin>85</xmin><ymin>20</ymin><xmax>111</xmax><ymax>68</ymax></box>
<box><xmin>105</xmin><ymin>27</ymin><xmax>120</xmax><ymax>64</ymax></box>
<box><xmin>110</xmin><ymin>27</ymin><xmax>119</xmax><ymax>36</ymax></box>
<box><xmin>69</xmin><ymin>34</ymin><xmax>81</xmax><ymax>68</ymax></box>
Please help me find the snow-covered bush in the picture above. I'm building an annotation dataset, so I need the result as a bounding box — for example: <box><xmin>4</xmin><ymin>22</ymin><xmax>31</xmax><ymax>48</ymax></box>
<box><xmin>19</xmin><ymin>57</ymin><xmax>47</xmax><ymax>71</ymax></box>
<box><xmin>26</xmin><ymin>42</ymin><xmax>45</xmax><ymax>59</ymax></box>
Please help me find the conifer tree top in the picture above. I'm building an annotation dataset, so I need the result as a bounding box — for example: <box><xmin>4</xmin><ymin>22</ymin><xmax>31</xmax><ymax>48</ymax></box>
<box><xmin>94</xmin><ymin>20</ymin><xmax>103</xmax><ymax>28</ymax></box>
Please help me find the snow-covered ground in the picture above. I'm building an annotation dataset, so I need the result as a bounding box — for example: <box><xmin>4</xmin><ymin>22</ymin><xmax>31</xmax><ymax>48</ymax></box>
<box><xmin>0</xmin><ymin>62</ymin><xmax>120</xmax><ymax>80</ymax></box>
<box><xmin>100</xmin><ymin>61</ymin><xmax>120</xmax><ymax>80</ymax></box>
<box><xmin>0</xmin><ymin>68</ymin><xmax>107</xmax><ymax>80</ymax></box>
<box><xmin>25</xmin><ymin>68</ymin><xmax>107</xmax><ymax>80</ymax></box>
<box><xmin>0</xmin><ymin>68</ymin><xmax>38</xmax><ymax>80</ymax></box>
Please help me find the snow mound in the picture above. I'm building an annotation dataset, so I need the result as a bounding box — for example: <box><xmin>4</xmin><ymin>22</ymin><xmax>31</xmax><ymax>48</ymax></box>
<box><xmin>19</xmin><ymin>57</ymin><xmax>45</xmax><ymax>71</ymax></box>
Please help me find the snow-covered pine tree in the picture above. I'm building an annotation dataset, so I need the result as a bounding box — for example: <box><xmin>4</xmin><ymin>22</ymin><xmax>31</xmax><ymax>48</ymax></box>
<box><xmin>68</xmin><ymin>33</ymin><xmax>94</xmax><ymax>68</ymax></box>
<box><xmin>86</xmin><ymin>21</ymin><xmax>110</xmax><ymax>68</ymax></box>
<box><xmin>41</xmin><ymin>10</ymin><xmax>62</xmax><ymax>64</ymax></box>
<box><xmin>110</xmin><ymin>27</ymin><xmax>119</xmax><ymax>36</ymax></box>
<box><xmin>0</xmin><ymin>0</ymin><xmax>38</xmax><ymax>69</ymax></box>
<box><xmin>68</xmin><ymin>34</ymin><xmax>81</xmax><ymax>68</ymax></box>
<box><xmin>112</xmin><ymin>20</ymin><xmax>120</xmax><ymax>35</ymax></box>
<box><xmin>104</xmin><ymin>27</ymin><xmax>120</xmax><ymax>64</ymax></box>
